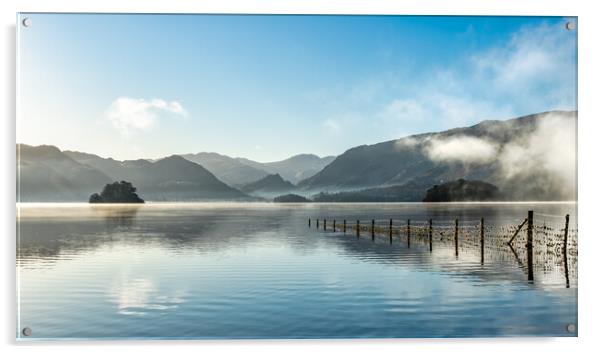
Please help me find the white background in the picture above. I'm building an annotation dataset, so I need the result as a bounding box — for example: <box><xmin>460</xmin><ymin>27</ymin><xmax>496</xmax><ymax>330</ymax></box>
<box><xmin>1</xmin><ymin>1</ymin><xmax>601</xmax><ymax>353</ymax></box>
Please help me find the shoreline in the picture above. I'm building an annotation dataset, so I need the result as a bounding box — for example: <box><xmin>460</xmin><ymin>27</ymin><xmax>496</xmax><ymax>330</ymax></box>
<box><xmin>16</xmin><ymin>200</ymin><xmax>578</xmax><ymax>207</ymax></box>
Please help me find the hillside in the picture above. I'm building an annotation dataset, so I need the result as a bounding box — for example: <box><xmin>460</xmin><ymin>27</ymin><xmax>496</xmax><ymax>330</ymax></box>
<box><xmin>298</xmin><ymin>111</ymin><xmax>576</xmax><ymax>201</ymax></box>
<box><xmin>312</xmin><ymin>179</ymin><xmax>429</xmax><ymax>202</ymax></box>
<box><xmin>23</xmin><ymin>147</ymin><xmax>250</xmax><ymax>201</ymax></box>
<box><xmin>17</xmin><ymin>144</ymin><xmax>112</xmax><ymax>202</ymax></box>
<box><xmin>180</xmin><ymin>152</ymin><xmax>269</xmax><ymax>187</ymax></box>
<box><xmin>117</xmin><ymin>155</ymin><xmax>249</xmax><ymax>200</ymax></box>
<box><xmin>237</xmin><ymin>154</ymin><xmax>336</xmax><ymax>184</ymax></box>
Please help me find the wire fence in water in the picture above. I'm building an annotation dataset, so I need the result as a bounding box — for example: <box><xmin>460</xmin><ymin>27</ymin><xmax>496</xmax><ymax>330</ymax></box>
<box><xmin>309</xmin><ymin>210</ymin><xmax>577</xmax><ymax>288</ymax></box>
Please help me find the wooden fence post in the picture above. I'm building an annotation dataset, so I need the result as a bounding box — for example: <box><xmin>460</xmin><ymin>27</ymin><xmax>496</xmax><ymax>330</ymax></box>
<box><xmin>356</xmin><ymin>220</ymin><xmax>360</xmax><ymax>238</ymax></box>
<box><xmin>308</xmin><ymin>218</ymin><xmax>311</xmax><ymax>227</ymax></box>
<box><xmin>480</xmin><ymin>217</ymin><xmax>485</xmax><ymax>264</ymax></box>
<box><xmin>371</xmin><ymin>219</ymin><xmax>375</xmax><ymax>240</ymax></box>
<box><xmin>389</xmin><ymin>219</ymin><xmax>393</xmax><ymax>243</ymax></box>
<box><xmin>323</xmin><ymin>219</ymin><xmax>326</xmax><ymax>231</ymax></box>
<box><xmin>316</xmin><ymin>219</ymin><xmax>319</xmax><ymax>229</ymax></box>
<box><xmin>343</xmin><ymin>220</ymin><xmax>346</xmax><ymax>233</ymax></box>
<box><xmin>428</xmin><ymin>219</ymin><xmax>433</xmax><ymax>252</ymax></box>
<box><xmin>407</xmin><ymin>219</ymin><xmax>411</xmax><ymax>248</ymax></box>
<box><xmin>333</xmin><ymin>219</ymin><xmax>336</xmax><ymax>232</ymax></box>
<box><xmin>564</xmin><ymin>214</ymin><xmax>570</xmax><ymax>288</ymax></box>
<box><xmin>454</xmin><ymin>219</ymin><xmax>459</xmax><ymax>257</ymax></box>
<box><xmin>526</xmin><ymin>210</ymin><xmax>534</xmax><ymax>248</ymax></box>
<box><xmin>526</xmin><ymin>210</ymin><xmax>534</xmax><ymax>282</ymax></box>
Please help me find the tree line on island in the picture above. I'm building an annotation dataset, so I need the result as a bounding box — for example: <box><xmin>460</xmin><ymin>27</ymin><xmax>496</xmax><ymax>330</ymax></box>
<box><xmin>16</xmin><ymin>110</ymin><xmax>576</xmax><ymax>203</ymax></box>
<box><xmin>89</xmin><ymin>181</ymin><xmax>145</xmax><ymax>204</ymax></box>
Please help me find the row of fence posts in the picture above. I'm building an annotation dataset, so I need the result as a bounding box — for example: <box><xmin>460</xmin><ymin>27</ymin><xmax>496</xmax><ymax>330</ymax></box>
<box><xmin>309</xmin><ymin>216</ymin><xmax>486</xmax><ymax>261</ymax></box>
<box><xmin>309</xmin><ymin>210</ymin><xmax>572</xmax><ymax>287</ymax></box>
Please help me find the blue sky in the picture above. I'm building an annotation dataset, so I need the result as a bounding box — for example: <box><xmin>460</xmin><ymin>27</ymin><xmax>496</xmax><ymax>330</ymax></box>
<box><xmin>17</xmin><ymin>14</ymin><xmax>577</xmax><ymax>161</ymax></box>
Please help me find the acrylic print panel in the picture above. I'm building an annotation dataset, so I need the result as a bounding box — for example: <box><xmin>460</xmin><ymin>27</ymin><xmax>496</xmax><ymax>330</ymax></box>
<box><xmin>16</xmin><ymin>13</ymin><xmax>578</xmax><ymax>340</ymax></box>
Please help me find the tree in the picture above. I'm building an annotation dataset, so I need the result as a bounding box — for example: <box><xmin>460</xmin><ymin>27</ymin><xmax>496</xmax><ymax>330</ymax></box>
<box><xmin>89</xmin><ymin>193</ymin><xmax>103</xmax><ymax>203</ymax></box>
<box><xmin>89</xmin><ymin>181</ymin><xmax>144</xmax><ymax>203</ymax></box>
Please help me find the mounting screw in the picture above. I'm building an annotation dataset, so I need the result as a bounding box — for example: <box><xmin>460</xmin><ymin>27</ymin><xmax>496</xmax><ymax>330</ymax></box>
<box><xmin>22</xmin><ymin>327</ymin><xmax>32</xmax><ymax>336</ymax></box>
<box><xmin>22</xmin><ymin>17</ymin><xmax>32</xmax><ymax>28</ymax></box>
<box><xmin>567</xmin><ymin>323</ymin><xmax>576</xmax><ymax>333</ymax></box>
<box><xmin>565</xmin><ymin>22</ymin><xmax>576</xmax><ymax>31</ymax></box>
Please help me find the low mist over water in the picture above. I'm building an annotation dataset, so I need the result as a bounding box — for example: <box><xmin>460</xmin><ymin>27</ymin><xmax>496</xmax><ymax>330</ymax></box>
<box><xmin>17</xmin><ymin>202</ymin><xmax>577</xmax><ymax>339</ymax></box>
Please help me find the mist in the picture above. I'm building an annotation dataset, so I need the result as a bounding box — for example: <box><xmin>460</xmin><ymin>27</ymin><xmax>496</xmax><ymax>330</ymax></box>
<box><xmin>497</xmin><ymin>112</ymin><xmax>577</xmax><ymax>200</ymax></box>
<box><xmin>424</xmin><ymin>135</ymin><xmax>498</xmax><ymax>164</ymax></box>
<box><xmin>394</xmin><ymin>111</ymin><xmax>577</xmax><ymax>200</ymax></box>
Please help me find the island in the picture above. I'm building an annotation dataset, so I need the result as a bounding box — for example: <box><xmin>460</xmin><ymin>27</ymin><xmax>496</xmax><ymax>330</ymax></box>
<box><xmin>273</xmin><ymin>193</ymin><xmax>311</xmax><ymax>203</ymax></box>
<box><xmin>89</xmin><ymin>181</ymin><xmax>145</xmax><ymax>203</ymax></box>
<box><xmin>423</xmin><ymin>179</ymin><xmax>501</xmax><ymax>202</ymax></box>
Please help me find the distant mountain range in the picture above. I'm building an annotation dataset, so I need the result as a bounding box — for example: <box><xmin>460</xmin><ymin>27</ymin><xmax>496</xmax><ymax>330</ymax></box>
<box><xmin>19</xmin><ymin>146</ymin><xmax>248</xmax><ymax>201</ymax></box>
<box><xmin>180</xmin><ymin>152</ymin><xmax>335</xmax><ymax>186</ymax></box>
<box><xmin>179</xmin><ymin>152</ymin><xmax>269</xmax><ymax>187</ymax></box>
<box><xmin>236</xmin><ymin>154</ymin><xmax>336</xmax><ymax>184</ymax></box>
<box><xmin>17</xmin><ymin>110</ymin><xmax>577</xmax><ymax>202</ymax></box>
<box><xmin>18</xmin><ymin>146</ymin><xmax>333</xmax><ymax>202</ymax></box>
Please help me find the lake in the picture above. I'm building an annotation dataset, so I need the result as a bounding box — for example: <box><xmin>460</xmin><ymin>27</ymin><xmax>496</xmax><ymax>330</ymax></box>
<box><xmin>16</xmin><ymin>202</ymin><xmax>578</xmax><ymax>340</ymax></box>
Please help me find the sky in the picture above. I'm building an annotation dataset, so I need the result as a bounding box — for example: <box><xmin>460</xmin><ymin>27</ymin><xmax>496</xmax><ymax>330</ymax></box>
<box><xmin>17</xmin><ymin>14</ymin><xmax>577</xmax><ymax>162</ymax></box>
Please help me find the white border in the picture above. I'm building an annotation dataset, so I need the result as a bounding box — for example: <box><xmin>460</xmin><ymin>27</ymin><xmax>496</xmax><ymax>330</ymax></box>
<box><xmin>2</xmin><ymin>1</ymin><xmax>601</xmax><ymax>354</ymax></box>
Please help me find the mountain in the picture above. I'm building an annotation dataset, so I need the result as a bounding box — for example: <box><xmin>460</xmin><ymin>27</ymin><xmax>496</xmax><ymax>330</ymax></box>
<box><xmin>236</xmin><ymin>154</ymin><xmax>336</xmax><ymax>184</ymax></box>
<box><xmin>240</xmin><ymin>173</ymin><xmax>296</xmax><ymax>196</ymax></box>
<box><xmin>180</xmin><ymin>152</ymin><xmax>269</xmax><ymax>187</ymax></box>
<box><xmin>298</xmin><ymin>110</ymin><xmax>576</xmax><ymax>201</ymax></box>
<box><xmin>17</xmin><ymin>144</ymin><xmax>113</xmax><ymax>202</ymax></box>
<box><xmin>112</xmin><ymin>155</ymin><xmax>249</xmax><ymax>201</ymax></box>
<box><xmin>64</xmin><ymin>150</ymin><xmax>127</xmax><ymax>177</ymax></box>
<box><xmin>29</xmin><ymin>147</ymin><xmax>250</xmax><ymax>201</ymax></box>
<box><xmin>179</xmin><ymin>152</ymin><xmax>336</xmax><ymax>186</ymax></box>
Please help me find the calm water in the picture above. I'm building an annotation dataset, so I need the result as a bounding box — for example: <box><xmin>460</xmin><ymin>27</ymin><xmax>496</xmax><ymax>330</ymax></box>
<box><xmin>17</xmin><ymin>203</ymin><xmax>577</xmax><ymax>340</ymax></box>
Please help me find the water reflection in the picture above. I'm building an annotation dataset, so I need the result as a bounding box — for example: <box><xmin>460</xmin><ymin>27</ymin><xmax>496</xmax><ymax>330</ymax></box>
<box><xmin>17</xmin><ymin>203</ymin><xmax>578</xmax><ymax>339</ymax></box>
<box><xmin>18</xmin><ymin>203</ymin><xmax>577</xmax><ymax>289</ymax></box>
<box><xmin>109</xmin><ymin>278</ymin><xmax>186</xmax><ymax>316</ymax></box>
<box><xmin>91</xmin><ymin>205</ymin><xmax>142</xmax><ymax>227</ymax></box>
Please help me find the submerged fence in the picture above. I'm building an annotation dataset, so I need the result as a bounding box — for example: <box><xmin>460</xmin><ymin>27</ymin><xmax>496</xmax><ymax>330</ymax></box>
<box><xmin>309</xmin><ymin>210</ymin><xmax>578</xmax><ymax>288</ymax></box>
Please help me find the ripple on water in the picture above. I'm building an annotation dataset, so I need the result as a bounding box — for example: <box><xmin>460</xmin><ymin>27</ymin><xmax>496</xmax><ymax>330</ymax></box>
<box><xmin>17</xmin><ymin>203</ymin><xmax>577</xmax><ymax>339</ymax></box>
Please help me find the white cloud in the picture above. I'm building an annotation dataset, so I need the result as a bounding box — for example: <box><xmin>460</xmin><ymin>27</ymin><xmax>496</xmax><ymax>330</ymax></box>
<box><xmin>425</xmin><ymin>135</ymin><xmax>498</xmax><ymax>164</ymax></box>
<box><xmin>105</xmin><ymin>97</ymin><xmax>187</xmax><ymax>137</ymax></box>
<box><xmin>377</xmin><ymin>21</ymin><xmax>574</xmax><ymax>132</ymax></box>
<box><xmin>472</xmin><ymin>22</ymin><xmax>576</xmax><ymax>108</ymax></box>
<box><xmin>394</xmin><ymin>136</ymin><xmax>421</xmax><ymax>150</ymax></box>
<box><xmin>379</xmin><ymin>91</ymin><xmax>514</xmax><ymax>131</ymax></box>
<box><xmin>323</xmin><ymin>118</ymin><xmax>342</xmax><ymax>133</ymax></box>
